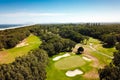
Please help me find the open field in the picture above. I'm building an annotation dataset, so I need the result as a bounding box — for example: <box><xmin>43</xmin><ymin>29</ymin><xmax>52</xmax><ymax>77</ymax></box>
<box><xmin>0</xmin><ymin>34</ymin><xmax>41</xmax><ymax>64</ymax></box>
<box><xmin>46</xmin><ymin>37</ymin><xmax>116</xmax><ymax>80</ymax></box>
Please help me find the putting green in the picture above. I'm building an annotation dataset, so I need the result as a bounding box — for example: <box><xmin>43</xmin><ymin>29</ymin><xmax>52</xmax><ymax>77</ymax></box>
<box><xmin>55</xmin><ymin>56</ymin><xmax>86</xmax><ymax>70</ymax></box>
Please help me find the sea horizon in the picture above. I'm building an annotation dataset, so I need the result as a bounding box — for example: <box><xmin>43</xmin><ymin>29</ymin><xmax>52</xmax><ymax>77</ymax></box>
<box><xmin>0</xmin><ymin>24</ymin><xmax>36</xmax><ymax>30</ymax></box>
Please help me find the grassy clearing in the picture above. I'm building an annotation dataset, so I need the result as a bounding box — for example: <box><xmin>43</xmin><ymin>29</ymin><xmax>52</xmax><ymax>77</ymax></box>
<box><xmin>0</xmin><ymin>34</ymin><xmax>41</xmax><ymax>64</ymax></box>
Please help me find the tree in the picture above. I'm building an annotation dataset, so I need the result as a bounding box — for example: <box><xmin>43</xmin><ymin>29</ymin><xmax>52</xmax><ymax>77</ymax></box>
<box><xmin>116</xmin><ymin>42</ymin><xmax>120</xmax><ymax>50</ymax></box>
<box><xmin>76</xmin><ymin>47</ymin><xmax>84</xmax><ymax>55</ymax></box>
<box><xmin>0</xmin><ymin>49</ymin><xmax>48</xmax><ymax>80</ymax></box>
<box><xmin>59</xmin><ymin>30</ymin><xmax>84</xmax><ymax>43</ymax></box>
<box><xmin>0</xmin><ymin>42</ymin><xmax>3</xmax><ymax>50</ymax></box>
<box><xmin>102</xmin><ymin>34</ymin><xmax>117</xmax><ymax>47</ymax></box>
<box><xmin>83</xmin><ymin>36</ymin><xmax>89</xmax><ymax>44</ymax></box>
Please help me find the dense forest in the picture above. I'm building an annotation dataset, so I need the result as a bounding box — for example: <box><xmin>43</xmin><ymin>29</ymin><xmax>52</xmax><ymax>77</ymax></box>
<box><xmin>0</xmin><ymin>27</ymin><xmax>30</xmax><ymax>49</ymax></box>
<box><xmin>0</xmin><ymin>23</ymin><xmax>120</xmax><ymax>80</ymax></box>
<box><xmin>0</xmin><ymin>49</ymin><xmax>48</xmax><ymax>80</ymax></box>
<box><xmin>1</xmin><ymin>23</ymin><xmax>120</xmax><ymax>50</ymax></box>
<box><xmin>39</xmin><ymin>33</ymin><xmax>76</xmax><ymax>56</ymax></box>
<box><xmin>29</xmin><ymin>23</ymin><xmax>120</xmax><ymax>47</ymax></box>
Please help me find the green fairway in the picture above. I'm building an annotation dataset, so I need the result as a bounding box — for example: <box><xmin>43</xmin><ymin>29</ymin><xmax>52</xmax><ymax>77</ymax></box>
<box><xmin>88</xmin><ymin>38</ymin><xmax>115</xmax><ymax>54</ymax></box>
<box><xmin>87</xmin><ymin>37</ymin><xmax>116</xmax><ymax>56</ymax></box>
<box><xmin>87</xmin><ymin>37</ymin><xmax>101</xmax><ymax>45</ymax></box>
<box><xmin>0</xmin><ymin>34</ymin><xmax>41</xmax><ymax>64</ymax></box>
<box><xmin>84</xmin><ymin>37</ymin><xmax>116</xmax><ymax>65</ymax></box>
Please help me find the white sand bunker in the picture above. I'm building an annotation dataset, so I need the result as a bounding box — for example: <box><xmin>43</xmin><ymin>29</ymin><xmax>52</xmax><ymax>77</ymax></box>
<box><xmin>53</xmin><ymin>53</ymin><xmax>70</xmax><ymax>61</ymax></box>
<box><xmin>16</xmin><ymin>42</ymin><xmax>29</xmax><ymax>47</ymax></box>
<box><xmin>82</xmin><ymin>56</ymin><xmax>92</xmax><ymax>61</ymax></box>
<box><xmin>66</xmin><ymin>69</ymin><xmax>83</xmax><ymax>77</ymax></box>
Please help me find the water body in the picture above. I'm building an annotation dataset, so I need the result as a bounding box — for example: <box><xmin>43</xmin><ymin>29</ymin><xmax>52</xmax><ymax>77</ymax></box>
<box><xmin>0</xmin><ymin>24</ymin><xmax>22</xmax><ymax>28</ymax></box>
<box><xmin>0</xmin><ymin>24</ymin><xmax>35</xmax><ymax>30</ymax></box>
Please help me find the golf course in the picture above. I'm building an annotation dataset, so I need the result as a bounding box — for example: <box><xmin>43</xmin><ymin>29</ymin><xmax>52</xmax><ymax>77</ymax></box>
<box><xmin>46</xmin><ymin>37</ymin><xmax>116</xmax><ymax>80</ymax></box>
<box><xmin>0</xmin><ymin>23</ymin><xmax>119</xmax><ymax>80</ymax></box>
<box><xmin>0</xmin><ymin>0</ymin><xmax>120</xmax><ymax>79</ymax></box>
<box><xmin>0</xmin><ymin>34</ymin><xmax>116</xmax><ymax>80</ymax></box>
<box><xmin>0</xmin><ymin>34</ymin><xmax>41</xmax><ymax>64</ymax></box>
<box><xmin>0</xmin><ymin>34</ymin><xmax>115</xmax><ymax>80</ymax></box>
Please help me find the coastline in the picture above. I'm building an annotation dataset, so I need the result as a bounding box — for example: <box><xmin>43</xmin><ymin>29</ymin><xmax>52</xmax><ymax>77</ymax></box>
<box><xmin>0</xmin><ymin>24</ymin><xmax>36</xmax><ymax>31</ymax></box>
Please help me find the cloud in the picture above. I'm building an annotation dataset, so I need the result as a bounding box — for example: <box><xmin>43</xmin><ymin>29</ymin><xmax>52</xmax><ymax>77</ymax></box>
<box><xmin>0</xmin><ymin>12</ymin><xmax>120</xmax><ymax>24</ymax></box>
<box><xmin>0</xmin><ymin>12</ymin><xmax>72</xmax><ymax>24</ymax></box>
<box><xmin>0</xmin><ymin>12</ymin><xmax>70</xmax><ymax>17</ymax></box>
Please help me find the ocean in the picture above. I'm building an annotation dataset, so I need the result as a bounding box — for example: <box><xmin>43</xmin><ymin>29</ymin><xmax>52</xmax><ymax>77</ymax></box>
<box><xmin>0</xmin><ymin>24</ymin><xmax>34</xmax><ymax>30</ymax></box>
<box><xmin>0</xmin><ymin>24</ymin><xmax>23</xmax><ymax>29</ymax></box>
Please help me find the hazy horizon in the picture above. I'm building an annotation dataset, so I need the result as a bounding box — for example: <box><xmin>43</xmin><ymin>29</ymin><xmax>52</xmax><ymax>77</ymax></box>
<box><xmin>0</xmin><ymin>0</ymin><xmax>120</xmax><ymax>24</ymax></box>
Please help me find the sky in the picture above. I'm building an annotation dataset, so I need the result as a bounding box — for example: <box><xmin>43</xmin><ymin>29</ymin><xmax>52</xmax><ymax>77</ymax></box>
<box><xmin>0</xmin><ymin>0</ymin><xmax>120</xmax><ymax>24</ymax></box>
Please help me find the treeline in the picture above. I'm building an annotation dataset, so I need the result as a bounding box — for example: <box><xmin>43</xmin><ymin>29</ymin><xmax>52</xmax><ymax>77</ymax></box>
<box><xmin>59</xmin><ymin>30</ymin><xmax>85</xmax><ymax>43</ymax></box>
<box><xmin>0</xmin><ymin>49</ymin><xmax>48</xmax><ymax>80</ymax></box>
<box><xmin>39</xmin><ymin>32</ymin><xmax>76</xmax><ymax>56</ymax></box>
<box><xmin>27</xmin><ymin>25</ymin><xmax>85</xmax><ymax>56</ymax></box>
<box><xmin>98</xmin><ymin>43</ymin><xmax>120</xmax><ymax>80</ymax></box>
<box><xmin>77</xmin><ymin>23</ymin><xmax>120</xmax><ymax>47</ymax></box>
<box><xmin>1</xmin><ymin>23</ymin><xmax>120</xmax><ymax>49</ymax></box>
<box><xmin>29</xmin><ymin>23</ymin><xmax>120</xmax><ymax>47</ymax></box>
<box><xmin>0</xmin><ymin>27</ymin><xmax>30</xmax><ymax>49</ymax></box>
<box><xmin>28</xmin><ymin>26</ymin><xmax>77</xmax><ymax>56</ymax></box>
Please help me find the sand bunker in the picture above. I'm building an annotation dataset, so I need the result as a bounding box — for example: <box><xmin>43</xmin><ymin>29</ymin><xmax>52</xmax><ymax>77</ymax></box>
<box><xmin>66</xmin><ymin>69</ymin><xmax>83</xmax><ymax>77</ymax></box>
<box><xmin>16</xmin><ymin>42</ymin><xmax>28</xmax><ymax>47</ymax></box>
<box><xmin>82</xmin><ymin>56</ymin><xmax>92</xmax><ymax>61</ymax></box>
<box><xmin>53</xmin><ymin>53</ymin><xmax>70</xmax><ymax>61</ymax></box>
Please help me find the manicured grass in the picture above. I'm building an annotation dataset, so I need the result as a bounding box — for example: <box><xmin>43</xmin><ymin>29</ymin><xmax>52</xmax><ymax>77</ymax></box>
<box><xmin>55</xmin><ymin>56</ymin><xmax>86</xmax><ymax>70</ymax></box>
<box><xmin>97</xmin><ymin>45</ymin><xmax>116</xmax><ymax>56</ymax></box>
<box><xmin>84</xmin><ymin>37</ymin><xmax>116</xmax><ymax>65</ymax></box>
<box><xmin>87</xmin><ymin>37</ymin><xmax>116</xmax><ymax>57</ymax></box>
<box><xmin>91</xmin><ymin>51</ymin><xmax>111</xmax><ymax>65</ymax></box>
<box><xmin>46</xmin><ymin>37</ymin><xmax>116</xmax><ymax>80</ymax></box>
<box><xmin>0</xmin><ymin>34</ymin><xmax>41</xmax><ymax>64</ymax></box>
<box><xmin>87</xmin><ymin>37</ymin><xmax>101</xmax><ymax>45</ymax></box>
<box><xmin>46</xmin><ymin>53</ymin><xmax>93</xmax><ymax>80</ymax></box>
